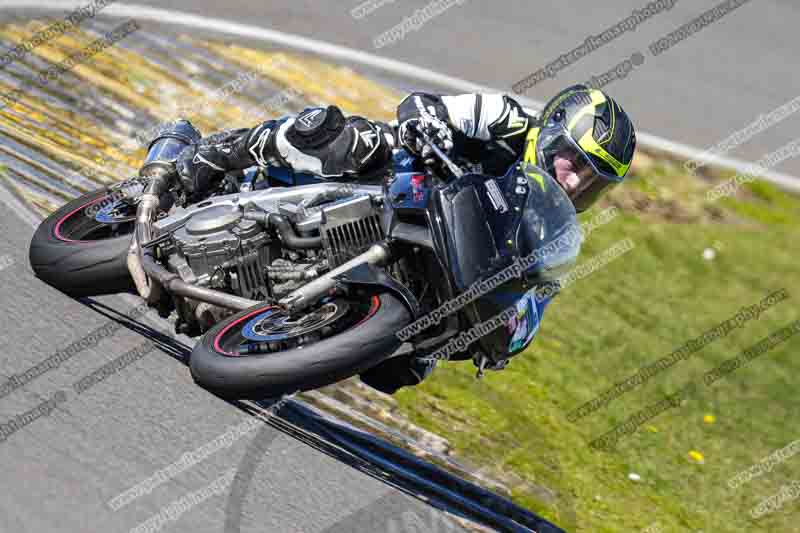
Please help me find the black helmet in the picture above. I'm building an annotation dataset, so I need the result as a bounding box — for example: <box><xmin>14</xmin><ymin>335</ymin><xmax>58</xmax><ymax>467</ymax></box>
<box><xmin>528</xmin><ymin>85</ymin><xmax>636</xmax><ymax>212</ymax></box>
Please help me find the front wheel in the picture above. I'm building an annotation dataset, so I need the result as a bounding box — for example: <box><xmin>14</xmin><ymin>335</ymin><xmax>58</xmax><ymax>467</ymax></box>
<box><xmin>189</xmin><ymin>293</ymin><xmax>411</xmax><ymax>399</ymax></box>
<box><xmin>29</xmin><ymin>188</ymin><xmax>138</xmax><ymax>297</ymax></box>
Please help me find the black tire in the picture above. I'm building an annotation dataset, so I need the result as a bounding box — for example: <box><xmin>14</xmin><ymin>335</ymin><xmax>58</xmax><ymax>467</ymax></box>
<box><xmin>29</xmin><ymin>188</ymin><xmax>135</xmax><ymax>297</ymax></box>
<box><xmin>190</xmin><ymin>293</ymin><xmax>411</xmax><ymax>399</ymax></box>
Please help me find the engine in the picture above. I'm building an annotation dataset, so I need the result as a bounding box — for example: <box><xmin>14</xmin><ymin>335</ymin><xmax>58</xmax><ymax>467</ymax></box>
<box><xmin>152</xmin><ymin>183</ymin><xmax>386</xmax><ymax>333</ymax></box>
<box><xmin>166</xmin><ymin>206</ymin><xmax>271</xmax><ymax>300</ymax></box>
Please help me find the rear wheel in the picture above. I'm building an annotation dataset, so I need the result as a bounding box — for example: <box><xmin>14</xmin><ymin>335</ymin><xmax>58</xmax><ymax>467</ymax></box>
<box><xmin>190</xmin><ymin>293</ymin><xmax>411</xmax><ymax>399</ymax></box>
<box><xmin>29</xmin><ymin>188</ymin><xmax>138</xmax><ymax>297</ymax></box>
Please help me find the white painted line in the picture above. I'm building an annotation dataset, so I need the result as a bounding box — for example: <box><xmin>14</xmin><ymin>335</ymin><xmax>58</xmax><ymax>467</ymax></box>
<box><xmin>1</xmin><ymin>0</ymin><xmax>799</xmax><ymax>192</ymax></box>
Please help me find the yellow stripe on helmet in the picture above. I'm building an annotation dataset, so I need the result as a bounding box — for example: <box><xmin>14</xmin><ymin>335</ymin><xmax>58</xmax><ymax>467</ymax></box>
<box><xmin>577</xmin><ymin>129</ymin><xmax>630</xmax><ymax>178</ymax></box>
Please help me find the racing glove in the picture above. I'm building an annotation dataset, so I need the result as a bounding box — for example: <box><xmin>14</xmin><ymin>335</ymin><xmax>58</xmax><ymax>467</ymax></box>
<box><xmin>398</xmin><ymin>112</ymin><xmax>454</xmax><ymax>164</ymax></box>
<box><xmin>397</xmin><ymin>93</ymin><xmax>454</xmax><ymax>164</ymax></box>
<box><xmin>175</xmin><ymin>128</ymin><xmax>253</xmax><ymax>195</ymax></box>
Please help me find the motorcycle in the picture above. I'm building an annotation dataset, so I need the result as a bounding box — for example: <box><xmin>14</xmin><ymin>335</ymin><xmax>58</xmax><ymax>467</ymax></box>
<box><xmin>29</xmin><ymin>120</ymin><xmax>581</xmax><ymax>399</ymax></box>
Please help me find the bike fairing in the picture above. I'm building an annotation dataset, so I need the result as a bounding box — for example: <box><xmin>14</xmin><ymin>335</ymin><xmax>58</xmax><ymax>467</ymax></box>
<box><xmin>414</xmin><ymin>159</ymin><xmax>581</xmax><ymax>363</ymax></box>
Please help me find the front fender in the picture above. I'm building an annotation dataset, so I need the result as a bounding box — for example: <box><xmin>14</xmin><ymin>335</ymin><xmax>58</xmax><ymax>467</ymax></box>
<box><xmin>333</xmin><ymin>262</ymin><xmax>421</xmax><ymax>318</ymax></box>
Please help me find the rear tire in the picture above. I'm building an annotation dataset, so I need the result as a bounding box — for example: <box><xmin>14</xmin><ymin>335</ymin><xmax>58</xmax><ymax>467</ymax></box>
<box><xmin>29</xmin><ymin>188</ymin><xmax>135</xmax><ymax>297</ymax></box>
<box><xmin>190</xmin><ymin>293</ymin><xmax>411</xmax><ymax>399</ymax></box>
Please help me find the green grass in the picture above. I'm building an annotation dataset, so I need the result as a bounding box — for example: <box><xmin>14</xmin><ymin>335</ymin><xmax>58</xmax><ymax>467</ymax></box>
<box><xmin>392</xmin><ymin>157</ymin><xmax>800</xmax><ymax>532</ymax></box>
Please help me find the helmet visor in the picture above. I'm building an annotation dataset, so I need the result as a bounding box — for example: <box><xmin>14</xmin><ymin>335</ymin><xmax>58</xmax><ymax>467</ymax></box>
<box><xmin>539</xmin><ymin>127</ymin><xmax>622</xmax><ymax>211</ymax></box>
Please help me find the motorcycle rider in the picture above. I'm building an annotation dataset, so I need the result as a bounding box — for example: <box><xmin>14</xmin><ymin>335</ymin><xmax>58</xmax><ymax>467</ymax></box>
<box><xmin>165</xmin><ymin>84</ymin><xmax>636</xmax><ymax>393</ymax></box>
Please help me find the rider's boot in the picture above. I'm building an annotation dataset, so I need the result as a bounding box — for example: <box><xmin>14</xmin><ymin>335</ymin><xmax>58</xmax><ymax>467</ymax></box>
<box><xmin>359</xmin><ymin>354</ymin><xmax>437</xmax><ymax>394</ymax></box>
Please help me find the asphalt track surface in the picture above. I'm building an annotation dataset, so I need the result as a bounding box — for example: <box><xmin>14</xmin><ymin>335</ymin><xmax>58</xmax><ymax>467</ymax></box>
<box><xmin>126</xmin><ymin>0</ymin><xmax>800</xmax><ymax>176</ymax></box>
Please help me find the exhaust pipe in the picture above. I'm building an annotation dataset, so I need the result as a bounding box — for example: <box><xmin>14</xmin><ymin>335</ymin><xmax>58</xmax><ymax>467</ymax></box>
<box><xmin>127</xmin><ymin>120</ymin><xmax>388</xmax><ymax>313</ymax></box>
<box><xmin>128</xmin><ymin>168</ymin><xmax>171</xmax><ymax>304</ymax></box>
<box><xmin>129</xmin><ymin>166</ymin><xmax>260</xmax><ymax>312</ymax></box>
<box><xmin>139</xmin><ymin>250</ymin><xmax>259</xmax><ymax>311</ymax></box>
<box><xmin>128</xmin><ymin>120</ymin><xmax>259</xmax><ymax>311</ymax></box>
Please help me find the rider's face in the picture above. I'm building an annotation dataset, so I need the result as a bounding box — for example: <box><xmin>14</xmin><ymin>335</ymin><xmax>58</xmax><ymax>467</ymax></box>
<box><xmin>553</xmin><ymin>151</ymin><xmax>597</xmax><ymax>198</ymax></box>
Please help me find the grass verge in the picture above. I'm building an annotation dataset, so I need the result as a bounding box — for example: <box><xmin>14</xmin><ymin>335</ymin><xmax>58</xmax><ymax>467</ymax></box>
<box><xmin>393</xmin><ymin>155</ymin><xmax>800</xmax><ymax>532</ymax></box>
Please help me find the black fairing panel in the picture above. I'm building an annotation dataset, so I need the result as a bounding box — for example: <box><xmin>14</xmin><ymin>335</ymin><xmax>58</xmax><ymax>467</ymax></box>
<box><xmin>430</xmin><ymin>165</ymin><xmax>580</xmax><ymax>363</ymax></box>
<box><xmin>438</xmin><ymin>185</ymin><xmax>498</xmax><ymax>289</ymax></box>
<box><xmin>433</xmin><ymin>172</ymin><xmax>527</xmax><ymax>294</ymax></box>
<box><xmin>382</xmin><ymin>157</ymin><xmax>579</xmax><ymax>364</ymax></box>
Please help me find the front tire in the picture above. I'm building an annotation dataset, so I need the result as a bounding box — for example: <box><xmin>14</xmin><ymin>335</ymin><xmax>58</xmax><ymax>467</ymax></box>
<box><xmin>29</xmin><ymin>188</ymin><xmax>136</xmax><ymax>297</ymax></box>
<box><xmin>190</xmin><ymin>293</ymin><xmax>411</xmax><ymax>399</ymax></box>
